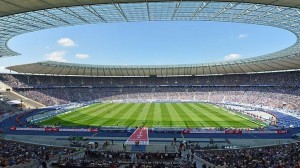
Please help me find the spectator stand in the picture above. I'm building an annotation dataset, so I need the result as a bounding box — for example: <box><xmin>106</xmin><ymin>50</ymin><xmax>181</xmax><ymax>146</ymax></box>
<box><xmin>196</xmin><ymin>142</ymin><xmax>300</xmax><ymax>167</ymax></box>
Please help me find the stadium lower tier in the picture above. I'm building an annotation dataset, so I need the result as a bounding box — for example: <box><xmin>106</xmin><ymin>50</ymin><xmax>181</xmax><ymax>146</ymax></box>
<box><xmin>1</xmin><ymin>108</ymin><xmax>300</xmax><ymax>168</ymax></box>
<box><xmin>12</xmin><ymin>86</ymin><xmax>300</xmax><ymax>113</ymax></box>
<box><xmin>197</xmin><ymin>142</ymin><xmax>300</xmax><ymax>167</ymax></box>
<box><xmin>2</xmin><ymin>133</ymin><xmax>299</xmax><ymax>168</ymax></box>
<box><xmin>0</xmin><ymin>138</ymin><xmax>77</xmax><ymax>167</ymax></box>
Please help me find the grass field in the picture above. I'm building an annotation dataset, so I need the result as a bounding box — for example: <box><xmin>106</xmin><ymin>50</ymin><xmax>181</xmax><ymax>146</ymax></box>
<box><xmin>39</xmin><ymin>103</ymin><xmax>266</xmax><ymax>128</ymax></box>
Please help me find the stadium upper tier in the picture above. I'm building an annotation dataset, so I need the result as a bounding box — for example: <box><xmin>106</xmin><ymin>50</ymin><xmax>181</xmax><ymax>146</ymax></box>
<box><xmin>2</xmin><ymin>0</ymin><xmax>300</xmax><ymax>76</ymax></box>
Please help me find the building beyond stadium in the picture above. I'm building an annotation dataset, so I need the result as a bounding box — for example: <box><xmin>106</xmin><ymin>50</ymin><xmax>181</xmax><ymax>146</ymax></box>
<box><xmin>1</xmin><ymin>0</ymin><xmax>300</xmax><ymax>76</ymax></box>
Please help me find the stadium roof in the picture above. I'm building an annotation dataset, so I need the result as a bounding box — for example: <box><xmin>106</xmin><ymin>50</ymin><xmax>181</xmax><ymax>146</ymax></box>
<box><xmin>7</xmin><ymin>58</ymin><xmax>300</xmax><ymax>76</ymax></box>
<box><xmin>2</xmin><ymin>0</ymin><xmax>300</xmax><ymax>76</ymax></box>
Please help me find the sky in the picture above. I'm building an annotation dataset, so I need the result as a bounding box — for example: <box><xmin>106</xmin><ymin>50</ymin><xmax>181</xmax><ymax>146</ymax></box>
<box><xmin>0</xmin><ymin>21</ymin><xmax>296</xmax><ymax>73</ymax></box>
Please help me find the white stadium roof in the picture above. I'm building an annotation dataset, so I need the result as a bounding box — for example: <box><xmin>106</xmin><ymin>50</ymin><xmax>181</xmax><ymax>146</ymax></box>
<box><xmin>1</xmin><ymin>0</ymin><xmax>300</xmax><ymax>76</ymax></box>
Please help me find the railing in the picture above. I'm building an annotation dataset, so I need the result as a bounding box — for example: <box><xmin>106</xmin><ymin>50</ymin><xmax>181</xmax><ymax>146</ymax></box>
<box><xmin>8</xmin><ymin>160</ymin><xmax>40</xmax><ymax>168</ymax></box>
<box><xmin>3</xmin><ymin>135</ymin><xmax>81</xmax><ymax>147</ymax></box>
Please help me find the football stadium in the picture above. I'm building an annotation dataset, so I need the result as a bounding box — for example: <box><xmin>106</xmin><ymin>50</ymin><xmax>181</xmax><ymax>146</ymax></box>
<box><xmin>0</xmin><ymin>0</ymin><xmax>300</xmax><ymax>167</ymax></box>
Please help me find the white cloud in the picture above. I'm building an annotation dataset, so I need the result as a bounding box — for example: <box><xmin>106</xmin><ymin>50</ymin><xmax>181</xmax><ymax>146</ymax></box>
<box><xmin>45</xmin><ymin>51</ymin><xmax>67</xmax><ymax>62</ymax></box>
<box><xmin>0</xmin><ymin>66</ymin><xmax>13</xmax><ymax>73</ymax></box>
<box><xmin>0</xmin><ymin>66</ymin><xmax>8</xmax><ymax>73</ymax></box>
<box><xmin>57</xmin><ymin>38</ymin><xmax>76</xmax><ymax>47</ymax></box>
<box><xmin>238</xmin><ymin>34</ymin><xmax>248</xmax><ymax>39</ymax></box>
<box><xmin>224</xmin><ymin>53</ymin><xmax>241</xmax><ymax>61</ymax></box>
<box><xmin>75</xmin><ymin>53</ymin><xmax>90</xmax><ymax>59</ymax></box>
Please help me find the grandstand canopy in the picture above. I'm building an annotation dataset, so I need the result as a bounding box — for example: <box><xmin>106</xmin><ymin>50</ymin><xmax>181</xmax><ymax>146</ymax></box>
<box><xmin>7</xmin><ymin>59</ymin><xmax>300</xmax><ymax>76</ymax></box>
<box><xmin>2</xmin><ymin>0</ymin><xmax>300</xmax><ymax>76</ymax></box>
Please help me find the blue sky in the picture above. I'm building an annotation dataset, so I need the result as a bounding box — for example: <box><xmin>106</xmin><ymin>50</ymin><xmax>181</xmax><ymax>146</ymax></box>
<box><xmin>0</xmin><ymin>21</ymin><xmax>296</xmax><ymax>72</ymax></box>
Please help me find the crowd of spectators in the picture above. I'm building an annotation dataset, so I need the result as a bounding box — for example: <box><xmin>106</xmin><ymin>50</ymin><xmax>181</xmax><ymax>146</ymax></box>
<box><xmin>0</xmin><ymin>108</ymin><xmax>5</xmax><ymax>118</ymax></box>
<box><xmin>1</xmin><ymin>71</ymin><xmax>300</xmax><ymax>88</ymax></box>
<box><xmin>58</xmin><ymin>150</ymin><xmax>197</xmax><ymax>168</ymax></box>
<box><xmin>59</xmin><ymin>157</ymin><xmax>120</xmax><ymax>168</ymax></box>
<box><xmin>18</xmin><ymin>90</ymin><xmax>69</xmax><ymax>105</ymax></box>
<box><xmin>9</xmin><ymin>86</ymin><xmax>299</xmax><ymax>112</ymax></box>
<box><xmin>0</xmin><ymin>108</ymin><xmax>14</xmax><ymax>118</ymax></box>
<box><xmin>198</xmin><ymin>142</ymin><xmax>300</xmax><ymax>168</ymax></box>
<box><xmin>0</xmin><ymin>72</ymin><xmax>299</xmax><ymax>112</ymax></box>
<box><xmin>85</xmin><ymin>150</ymin><xmax>177</xmax><ymax>162</ymax></box>
<box><xmin>0</xmin><ymin>100</ymin><xmax>16</xmax><ymax>118</ymax></box>
<box><xmin>0</xmin><ymin>138</ymin><xmax>77</xmax><ymax>167</ymax></box>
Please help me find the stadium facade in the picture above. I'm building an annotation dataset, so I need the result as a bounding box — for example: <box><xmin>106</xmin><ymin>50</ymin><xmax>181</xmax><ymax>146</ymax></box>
<box><xmin>0</xmin><ymin>0</ymin><xmax>299</xmax><ymax>76</ymax></box>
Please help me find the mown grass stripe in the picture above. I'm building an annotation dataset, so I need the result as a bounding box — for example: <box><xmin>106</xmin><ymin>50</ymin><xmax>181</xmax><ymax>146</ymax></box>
<box><xmin>153</xmin><ymin>103</ymin><xmax>162</xmax><ymax>127</ymax></box>
<box><xmin>112</xmin><ymin>103</ymin><xmax>142</xmax><ymax>126</ymax></box>
<box><xmin>186</xmin><ymin>103</ymin><xmax>219</xmax><ymax>127</ymax></box>
<box><xmin>70</xmin><ymin>103</ymin><xmax>124</xmax><ymax>124</ymax></box>
<box><xmin>39</xmin><ymin>103</ymin><xmax>114</xmax><ymax>126</ymax></box>
<box><xmin>128</xmin><ymin>103</ymin><xmax>151</xmax><ymax>127</ymax></box>
<box><xmin>160</xmin><ymin>103</ymin><xmax>174</xmax><ymax>127</ymax></box>
<box><xmin>165</xmin><ymin>103</ymin><xmax>186</xmax><ymax>127</ymax></box>
<box><xmin>62</xmin><ymin>103</ymin><xmax>119</xmax><ymax>122</ymax></box>
<box><xmin>121</xmin><ymin>103</ymin><xmax>145</xmax><ymax>126</ymax></box>
<box><xmin>175</xmin><ymin>103</ymin><xmax>203</xmax><ymax>127</ymax></box>
<box><xmin>60</xmin><ymin>103</ymin><xmax>110</xmax><ymax>119</ymax></box>
<box><xmin>39</xmin><ymin>103</ymin><xmax>264</xmax><ymax>128</ymax></box>
<box><xmin>171</xmin><ymin>103</ymin><xmax>198</xmax><ymax>127</ymax></box>
<box><xmin>197</xmin><ymin>103</ymin><xmax>254</xmax><ymax>128</ymax></box>
<box><xmin>194</xmin><ymin>103</ymin><xmax>233</xmax><ymax>127</ymax></box>
<box><xmin>203</xmin><ymin>104</ymin><xmax>259</xmax><ymax>128</ymax></box>
<box><xmin>57</xmin><ymin>103</ymin><xmax>100</xmax><ymax>118</ymax></box>
<box><xmin>144</xmin><ymin>103</ymin><xmax>156</xmax><ymax>127</ymax></box>
<box><xmin>85</xmin><ymin>103</ymin><xmax>132</xmax><ymax>126</ymax></box>
<box><xmin>120</xmin><ymin>103</ymin><xmax>143</xmax><ymax>120</ymax></box>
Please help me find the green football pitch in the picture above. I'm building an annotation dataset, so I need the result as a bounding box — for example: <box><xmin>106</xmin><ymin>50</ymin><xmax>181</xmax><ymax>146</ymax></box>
<box><xmin>39</xmin><ymin>103</ymin><xmax>266</xmax><ymax>128</ymax></box>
